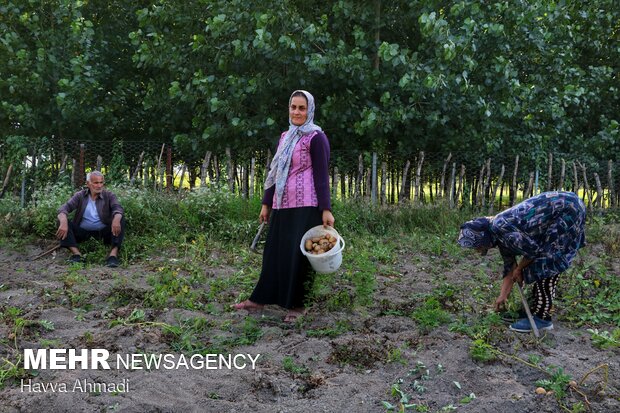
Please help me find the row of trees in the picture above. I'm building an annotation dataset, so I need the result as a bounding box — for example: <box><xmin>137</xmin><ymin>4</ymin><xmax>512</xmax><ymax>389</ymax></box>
<box><xmin>1</xmin><ymin>1</ymin><xmax>619</xmax><ymax>178</ymax></box>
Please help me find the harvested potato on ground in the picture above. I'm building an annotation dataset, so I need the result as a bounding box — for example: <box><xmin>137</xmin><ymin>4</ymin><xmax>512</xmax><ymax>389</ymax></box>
<box><xmin>535</xmin><ymin>387</ymin><xmax>546</xmax><ymax>395</ymax></box>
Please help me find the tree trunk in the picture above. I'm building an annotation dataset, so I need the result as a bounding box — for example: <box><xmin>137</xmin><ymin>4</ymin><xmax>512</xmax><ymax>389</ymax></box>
<box><xmin>0</xmin><ymin>164</ymin><xmax>13</xmax><ymax>199</ymax></box>
<box><xmin>510</xmin><ymin>155</ymin><xmax>519</xmax><ymax>206</ymax></box>
<box><xmin>547</xmin><ymin>152</ymin><xmax>553</xmax><ymax>191</ymax></box>
<box><xmin>365</xmin><ymin>167</ymin><xmax>371</xmax><ymax>200</ymax></box>
<box><xmin>166</xmin><ymin>146</ymin><xmax>173</xmax><ymax>190</ymax></box>
<box><xmin>594</xmin><ymin>172</ymin><xmax>603</xmax><ymax>209</ymax></box>
<box><xmin>477</xmin><ymin>163</ymin><xmax>485</xmax><ymax>207</ymax></box>
<box><xmin>371</xmin><ymin>152</ymin><xmax>377</xmax><ymax>204</ymax></box>
<box><xmin>525</xmin><ymin>172</ymin><xmax>535</xmax><ymax>198</ymax></box>
<box><xmin>440</xmin><ymin>153</ymin><xmax>452</xmax><ymax>199</ymax></box>
<box><xmin>380</xmin><ymin>161</ymin><xmax>387</xmax><ymax>205</ymax></box>
<box><xmin>456</xmin><ymin>164</ymin><xmax>465</xmax><ymax>207</ymax></box>
<box><xmin>177</xmin><ymin>164</ymin><xmax>187</xmax><ymax>192</ymax></box>
<box><xmin>448</xmin><ymin>162</ymin><xmax>456</xmax><ymax>208</ymax></box>
<box><xmin>332</xmin><ymin>166</ymin><xmax>339</xmax><ymax>199</ymax></box>
<box><xmin>559</xmin><ymin>159</ymin><xmax>566</xmax><ymax>191</ymax></box>
<box><xmin>577</xmin><ymin>161</ymin><xmax>590</xmax><ymax>206</ymax></box>
<box><xmin>482</xmin><ymin>159</ymin><xmax>491</xmax><ymax>208</ymax></box>
<box><xmin>130</xmin><ymin>151</ymin><xmax>145</xmax><ymax>185</ymax></box>
<box><xmin>226</xmin><ymin>147</ymin><xmax>234</xmax><ymax>193</ymax></box>
<box><xmin>607</xmin><ymin>160</ymin><xmax>615</xmax><ymax>208</ymax></box>
<box><xmin>414</xmin><ymin>151</ymin><xmax>425</xmax><ymax>203</ymax></box>
<box><xmin>572</xmin><ymin>161</ymin><xmax>579</xmax><ymax>194</ymax></box>
<box><xmin>399</xmin><ymin>160</ymin><xmax>411</xmax><ymax>204</ymax></box>
<box><xmin>201</xmin><ymin>151</ymin><xmax>212</xmax><ymax>187</ymax></box>
<box><xmin>489</xmin><ymin>164</ymin><xmax>505</xmax><ymax>214</ymax></box>
<box><xmin>250</xmin><ymin>157</ymin><xmax>256</xmax><ymax>198</ymax></box>
<box><xmin>77</xmin><ymin>144</ymin><xmax>85</xmax><ymax>188</ymax></box>
<box><xmin>355</xmin><ymin>153</ymin><xmax>364</xmax><ymax>199</ymax></box>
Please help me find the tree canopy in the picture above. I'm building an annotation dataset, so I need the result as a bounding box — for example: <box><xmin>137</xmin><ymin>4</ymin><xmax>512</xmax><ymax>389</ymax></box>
<box><xmin>1</xmin><ymin>0</ymin><xmax>618</xmax><ymax>165</ymax></box>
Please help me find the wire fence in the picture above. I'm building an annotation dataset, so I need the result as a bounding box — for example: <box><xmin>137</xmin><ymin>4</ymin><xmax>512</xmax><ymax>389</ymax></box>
<box><xmin>1</xmin><ymin>138</ymin><xmax>618</xmax><ymax>212</ymax></box>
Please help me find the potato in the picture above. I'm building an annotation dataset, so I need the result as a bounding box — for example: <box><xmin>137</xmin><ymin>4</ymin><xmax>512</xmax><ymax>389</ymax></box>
<box><xmin>535</xmin><ymin>387</ymin><xmax>546</xmax><ymax>395</ymax></box>
<box><xmin>305</xmin><ymin>231</ymin><xmax>340</xmax><ymax>255</ymax></box>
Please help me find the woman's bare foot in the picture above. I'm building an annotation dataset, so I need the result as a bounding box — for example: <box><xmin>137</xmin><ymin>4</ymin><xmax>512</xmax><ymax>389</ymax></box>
<box><xmin>283</xmin><ymin>308</ymin><xmax>306</xmax><ymax>323</ymax></box>
<box><xmin>233</xmin><ymin>300</ymin><xmax>264</xmax><ymax>312</ymax></box>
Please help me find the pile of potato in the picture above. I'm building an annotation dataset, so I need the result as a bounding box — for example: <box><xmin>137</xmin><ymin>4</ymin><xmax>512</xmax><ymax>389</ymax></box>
<box><xmin>304</xmin><ymin>233</ymin><xmax>338</xmax><ymax>255</ymax></box>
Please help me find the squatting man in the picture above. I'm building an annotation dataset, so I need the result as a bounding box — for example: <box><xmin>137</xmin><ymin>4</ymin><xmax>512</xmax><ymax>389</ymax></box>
<box><xmin>56</xmin><ymin>171</ymin><xmax>125</xmax><ymax>267</ymax></box>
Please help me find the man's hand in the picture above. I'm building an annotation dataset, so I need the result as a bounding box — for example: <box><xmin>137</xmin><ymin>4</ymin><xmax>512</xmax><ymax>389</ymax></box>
<box><xmin>112</xmin><ymin>215</ymin><xmax>122</xmax><ymax>237</ymax></box>
<box><xmin>322</xmin><ymin>210</ymin><xmax>334</xmax><ymax>228</ymax></box>
<box><xmin>56</xmin><ymin>214</ymin><xmax>68</xmax><ymax>240</ymax></box>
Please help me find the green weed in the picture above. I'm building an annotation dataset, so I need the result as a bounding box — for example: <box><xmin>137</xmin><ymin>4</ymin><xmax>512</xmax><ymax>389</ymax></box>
<box><xmin>144</xmin><ymin>267</ymin><xmax>206</xmax><ymax>310</ymax></box>
<box><xmin>469</xmin><ymin>339</ymin><xmax>497</xmax><ymax>362</ymax></box>
<box><xmin>0</xmin><ymin>356</ymin><xmax>26</xmax><ymax>389</ymax></box>
<box><xmin>536</xmin><ymin>367</ymin><xmax>572</xmax><ymax>399</ymax></box>
<box><xmin>306</xmin><ymin>320</ymin><xmax>351</xmax><ymax>338</ymax></box>
<box><xmin>587</xmin><ymin>328</ymin><xmax>620</xmax><ymax>349</ymax></box>
<box><xmin>162</xmin><ymin>317</ymin><xmax>217</xmax><ymax>354</ymax></box>
<box><xmin>387</xmin><ymin>347</ymin><xmax>407</xmax><ymax>365</ymax></box>
<box><xmin>282</xmin><ymin>356</ymin><xmax>310</xmax><ymax>376</ymax></box>
<box><xmin>560</xmin><ymin>262</ymin><xmax>620</xmax><ymax>326</ymax></box>
<box><xmin>410</xmin><ymin>297</ymin><xmax>451</xmax><ymax>331</ymax></box>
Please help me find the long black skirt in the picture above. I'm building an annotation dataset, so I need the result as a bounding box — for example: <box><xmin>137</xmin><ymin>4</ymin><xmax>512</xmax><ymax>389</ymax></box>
<box><xmin>250</xmin><ymin>207</ymin><xmax>322</xmax><ymax>309</ymax></box>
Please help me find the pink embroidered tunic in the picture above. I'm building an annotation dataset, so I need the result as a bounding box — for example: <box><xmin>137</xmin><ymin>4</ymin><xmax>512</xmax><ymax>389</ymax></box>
<box><xmin>262</xmin><ymin>131</ymin><xmax>331</xmax><ymax>211</ymax></box>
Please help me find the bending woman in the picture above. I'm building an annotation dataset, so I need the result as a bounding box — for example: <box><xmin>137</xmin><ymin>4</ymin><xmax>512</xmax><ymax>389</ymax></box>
<box><xmin>234</xmin><ymin>90</ymin><xmax>334</xmax><ymax>322</ymax></box>
<box><xmin>457</xmin><ymin>191</ymin><xmax>586</xmax><ymax>332</ymax></box>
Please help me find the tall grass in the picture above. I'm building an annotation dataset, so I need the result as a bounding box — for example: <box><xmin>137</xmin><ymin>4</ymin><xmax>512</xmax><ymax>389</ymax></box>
<box><xmin>0</xmin><ymin>184</ymin><xmax>611</xmax><ymax>256</ymax></box>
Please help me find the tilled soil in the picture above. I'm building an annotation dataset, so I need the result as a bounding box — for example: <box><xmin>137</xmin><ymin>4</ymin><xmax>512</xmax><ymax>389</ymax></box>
<box><xmin>0</xmin><ymin>242</ymin><xmax>618</xmax><ymax>413</ymax></box>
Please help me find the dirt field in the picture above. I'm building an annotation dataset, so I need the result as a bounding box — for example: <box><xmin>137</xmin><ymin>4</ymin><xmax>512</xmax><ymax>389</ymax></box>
<box><xmin>0</xmin><ymin>239</ymin><xmax>618</xmax><ymax>413</ymax></box>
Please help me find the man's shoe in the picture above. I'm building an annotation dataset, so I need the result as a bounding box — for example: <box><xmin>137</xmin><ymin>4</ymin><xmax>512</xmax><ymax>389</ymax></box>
<box><xmin>509</xmin><ymin>316</ymin><xmax>553</xmax><ymax>333</ymax></box>
<box><xmin>105</xmin><ymin>256</ymin><xmax>119</xmax><ymax>268</ymax></box>
<box><xmin>68</xmin><ymin>254</ymin><xmax>82</xmax><ymax>264</ymax></box>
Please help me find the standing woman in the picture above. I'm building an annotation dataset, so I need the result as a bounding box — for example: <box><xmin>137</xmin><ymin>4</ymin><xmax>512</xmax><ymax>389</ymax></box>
<box><xmin>234</xmin><ymin>90</ymin><xmax>334</xmax><ymax>322</ymax></box>
<box><xmin>457</xmin><ymin>191</ymin><xmax>586</xmax><ymax>332</ymax></box>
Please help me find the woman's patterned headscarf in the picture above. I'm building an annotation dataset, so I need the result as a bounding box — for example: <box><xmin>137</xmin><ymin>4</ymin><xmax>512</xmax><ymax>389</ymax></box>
<box><xmin>458</xmin><ymin>217</ymin><xmax>494</xmax><ymax>249</ymax></box>
<box><xmin>264</xmin><ymin>90</ymin><xmax>322</xmax><ymax>208</ymax></box>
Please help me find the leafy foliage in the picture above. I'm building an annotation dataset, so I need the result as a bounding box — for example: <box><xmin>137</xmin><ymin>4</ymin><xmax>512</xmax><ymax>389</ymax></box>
<box><xmin>1</xmin><ymin>0</ymin><xmax>618</xmax><ymax>169</ymax></box>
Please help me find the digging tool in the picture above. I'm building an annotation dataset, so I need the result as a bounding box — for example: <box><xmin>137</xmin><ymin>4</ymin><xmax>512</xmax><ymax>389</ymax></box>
<box><xmin>32</xmin><ymin>244</ymin><xmax>61</xmax><ymax>261</ymax></box>
<box><xmin>250</xmin><ymin>222</ymin><xmax>266</xmax><ymax>253</ymax></box>
<box><xmin>515</xmin><ymin>283</ymin><xmax>540</xmax><ymax>338</ymax></box>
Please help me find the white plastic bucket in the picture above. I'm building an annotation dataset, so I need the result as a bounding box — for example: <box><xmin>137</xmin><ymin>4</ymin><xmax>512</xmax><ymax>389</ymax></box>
<box><xmin>300</xmin><ymin>225</ymin><xmax>345</xmax><ymax>274</ymax></box>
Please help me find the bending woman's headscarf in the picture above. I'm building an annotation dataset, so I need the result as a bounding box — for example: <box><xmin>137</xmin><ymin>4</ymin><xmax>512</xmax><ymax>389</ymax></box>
<box><xmin>264</xmin><ymin>90</ymin><xmax>323</xmax><ymax>208</ymax></box>
<box><xmin>458</xmin><ymin>217</ymin><xmax>494</xmax><ymax>249</ymax></box>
